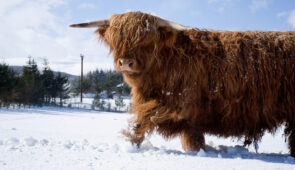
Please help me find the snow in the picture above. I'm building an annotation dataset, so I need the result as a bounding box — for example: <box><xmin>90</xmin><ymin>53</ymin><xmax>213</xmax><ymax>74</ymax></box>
<box><xmin>0</xmin><ymin>107</ymin><xmax>295</xmax><ymax>170</ymax></box>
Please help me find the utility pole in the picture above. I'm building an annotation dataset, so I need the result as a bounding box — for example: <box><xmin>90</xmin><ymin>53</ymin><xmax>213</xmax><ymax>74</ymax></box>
<box><xmin>80</xmin><ymin>54</ymin><xmax>84</xmax><ymax>103</ymax></box>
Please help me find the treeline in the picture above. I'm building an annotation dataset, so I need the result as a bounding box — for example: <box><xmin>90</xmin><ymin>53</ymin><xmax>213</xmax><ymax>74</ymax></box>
<box><xmin>0</xmin><ymin>58</ymin><xmax>69</xmax><ymax>108</ymax></box>
<box><xmin>71</xmin><ymin>69</ymin><xmax>130</xmax><ymax>98</ymax></box>
<box><xmin>0</xmin><ymin>57</ymin><xmax>131</xmax><ymax>109</ymax></box>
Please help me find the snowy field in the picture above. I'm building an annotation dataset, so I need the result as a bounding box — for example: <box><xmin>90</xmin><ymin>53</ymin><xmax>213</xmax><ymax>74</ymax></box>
<box><xmin>0</xmin><ymin>107</ymin><xmax>295</xmax><ymax>170</ymax></box>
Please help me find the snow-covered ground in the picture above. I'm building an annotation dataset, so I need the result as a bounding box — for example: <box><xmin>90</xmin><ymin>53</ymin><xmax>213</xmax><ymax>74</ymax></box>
<box><xmin>0</xmin><ymin>107</ymin><xmax>294</xmax><ymax>170</ymax></box>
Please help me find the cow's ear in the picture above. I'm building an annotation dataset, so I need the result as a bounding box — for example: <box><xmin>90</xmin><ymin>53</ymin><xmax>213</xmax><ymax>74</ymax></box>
<box><xmin>158</xmin><ymin>27</ymin><xmax>178</xmax><ymax>47</ymax></box>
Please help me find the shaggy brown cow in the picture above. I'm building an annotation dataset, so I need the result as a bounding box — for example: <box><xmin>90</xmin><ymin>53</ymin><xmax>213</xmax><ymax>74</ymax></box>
<box><xmin>70</xmin><ymin>11</ymin><xmax>295</xmax><ymax>157</ymax></box>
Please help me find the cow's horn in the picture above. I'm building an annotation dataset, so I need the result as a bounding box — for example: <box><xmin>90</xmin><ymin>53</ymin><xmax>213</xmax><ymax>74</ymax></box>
<box><xmin>69</xmin><ymin>19</ymin><xmax>110</xmax><ymax>28</ymax></box>
<box><xmin>157</xmin><ymin>17</ymin><xmax>191</xmax><ymax>30</ymax></box>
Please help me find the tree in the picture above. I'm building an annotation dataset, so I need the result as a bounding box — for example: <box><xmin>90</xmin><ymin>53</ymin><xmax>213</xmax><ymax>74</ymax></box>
<box><xmin>71</xmin><ymin>78</ymin><xmax>91</xmax><ymax>96</ymax></box>
<box><xmin>107</xmin><ymin>102</ymin><xmax>111</xmax><ymax>112</ymax></box>
<box><xmin>122</xmin><ymin>83</ymin><xmax>131</xmax><ymax>95</ymax></box>
<box><xmin>0</xmin><ymin>63</ymin><xmax>17</xmax><ymax>107</ymax></box>
<box><xmin>92</xmin><ymin>93</ymin><xmax>106</xmax><ymax>110</ymax></box>
<box><xmin>41</xmin><ymin>62</ymin><xmax>55</xmax><ymax>104</ymax></box>
<box><xmin>105</xmin><ymin>72</ymin><xmax>121</xmax><ymax>98</ymax></box>
<box><xmin>13</xmin><ymin>76</ymin><xmax>25</xmax><ymax>108</ymax></box>
<box><xmin>96</xmin><ymin>81</ymin><xmax>104</xmax><ymax>94</ymax></box>
<box><xmin>55</xmin><ymin>72</ymin><xmax>70</xmax><ymax>106</ymax></box>
<box><xmin>0</xmin><ymin>58</ymin><xmax>73</xmax><ymax>107</ymax></box>
<box><xmin>115</xmin><ymin>94</ymin><xmax>125</xmax><ymax>111</ymax></box>
<box><xmin>21</xmin><ymin>57</ymin><xmax>43</xmax><ymax>106</ymax></box>
<box><xmin>71</xmin><ymin>69</ymin><xmax>131</xmax><ymax>98</ymax></box>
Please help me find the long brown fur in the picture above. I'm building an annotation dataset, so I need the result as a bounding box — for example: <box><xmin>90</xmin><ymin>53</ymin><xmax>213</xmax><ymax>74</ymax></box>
<box><xmin>95</xmin><ymin>11</ymin><xmax>295</xmax><ymax>157</ymax></box>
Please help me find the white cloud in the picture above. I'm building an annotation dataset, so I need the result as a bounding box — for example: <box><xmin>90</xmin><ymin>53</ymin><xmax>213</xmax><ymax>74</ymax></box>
<box><xmin>0</xmin><ymin>0</ymin><xmax>24</xmax><ymax>15</ymax></box>
<box><xmin>0</xmin><ymin>0</ymin><xmax>112</xmax><ymax>75</ymax></box>
<box><xmin>250</xmin><ymin>0</ymin><xmax>270</xmax><ymax>12</ymax></box>
<box><xmin>207</xmin><ymin>0</ymin><xmax>235</xmax><ymax>13</ymax></box>
<box><xmin>277</xmin><ymin>11</ymin><xmax>289</xmax><ymax>18</ymax></box>
<box><xmin>78</xmin><ymin>2</ymin><xmax>96</xmax><ymax>9</ymax></box>
<box><xmin>288</xmin><ymin>10</ymin><xmax>295</xmax><ymax>28</ymax></box>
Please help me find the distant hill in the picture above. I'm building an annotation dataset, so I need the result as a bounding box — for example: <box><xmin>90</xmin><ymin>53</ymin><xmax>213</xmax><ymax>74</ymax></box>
<box><xmin>9</xmin><ymin>66</ymin><xmax>23</xmax><ymax>75</ymax></box>
<box><xmin>53</xmin><ymin>71</ymin><xmax>78</xmax><ymax>82</ymax></box>
<box><xmin>9</xmin><ymin>66</ymin><xmax>78</xmax><ymax>82</ymax></box>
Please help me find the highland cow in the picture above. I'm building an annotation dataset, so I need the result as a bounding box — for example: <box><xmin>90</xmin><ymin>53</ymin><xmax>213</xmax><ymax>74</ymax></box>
<box><xmin>70</xmin><ymin>11</ymin><xmax>295</xmax><ymax>157</ymax></box>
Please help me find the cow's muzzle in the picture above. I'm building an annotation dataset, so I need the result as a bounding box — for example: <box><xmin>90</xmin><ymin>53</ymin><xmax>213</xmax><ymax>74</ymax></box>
<box><xmin>117</xmin><ymin>58</ymin><xmax>137</xmax><ymax>72</ymax></box>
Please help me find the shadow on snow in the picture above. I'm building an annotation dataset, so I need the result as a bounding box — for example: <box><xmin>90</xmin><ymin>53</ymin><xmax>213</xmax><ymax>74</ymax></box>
<box><xmin>135</xmin><ymin>142</ymin><xmax>295</xmax><ymax>165</ymax></box>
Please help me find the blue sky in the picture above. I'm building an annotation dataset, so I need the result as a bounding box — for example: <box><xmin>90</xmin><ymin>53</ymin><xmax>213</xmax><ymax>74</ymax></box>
<box><xmin>68</xmin><ymin>0</ymin><xmax>295</xmax><ymax>31</ymax></box>
<box><xmin>1</xmin><ymin>0</ymin><xmax>295</xmax><ymax>75</ymax></box>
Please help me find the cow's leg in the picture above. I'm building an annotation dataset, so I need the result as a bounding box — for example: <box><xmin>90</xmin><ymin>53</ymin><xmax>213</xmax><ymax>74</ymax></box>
<box><xmin>288</xmin><ymin>130</ymin><xmax>295</xmax><ymax>158</ymax></box>
<box><xmin>181</xmin><ymin>130</ymin><xmax>205</xmax><ymax>152</ymax></box>
<box><xmin>122</xmin><ymin>122</ymin><xmax>146</xmax><ymax>148</ymax></box>
<box><xmin>285</xmin><ymin>121</ymin><xmax>295</xmax><ymax>158</ymax></box>
<box><xmin>131</xmin><ymin>123</ymin><xmax>146</xmax><ymax>148</ymax></box>
<box><xmin>130</xmin><ymin>134</ymin><xmax>145</xmax><ymax>148</ymax></box>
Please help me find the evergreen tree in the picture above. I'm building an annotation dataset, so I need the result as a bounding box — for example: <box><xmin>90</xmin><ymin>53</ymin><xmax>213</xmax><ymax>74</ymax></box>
<box><xmin>13</xmin><ymin>76</ymin><xmax>25</xmax><ymax>108</ymax></box>
<box><xmin>122</xmin><ymin>83</ymin><xmax>131</xmax><ymax>95</ymax></box>
<box><xmin>71</xmin><ymin>78</ymin><xmax>91</xmax><ymax>96</ymax></box>
<box><xmin>55</xmin><ymin>72</ymin><xmax>70</xmax><ymax>106</ymax></box>
<box><xmin>115</xmin><ymin>94</ymin><xmax>125</xmax><ymax>111</ymax></box>
<box><xmin>71</xmin><ymin>69</ymin><xmax>131</xmax><ymax>97</ymax></box>
<box><xmin>0</xmin><ymin>63</ymin><xmax>17</xmax><ymax>107</ymax></box>
<box><xmin>107</xmin><ymin>102</ymin><xmax>111</xmax><ymax>112</ymax></box>
<box><xmin>105</xmin><ymin>71</ymin><xmax>121</xmax><ymax>98</ymax></box>
<box><xmin>92</xmin><ymin>93</ymin><xmax>106</xmax><ymax>110</ymax></box>
<box><xmin>96</xmin><ymin>81</ymin><xmax>103</xmax><ymax>94</ymax></box>
<box><xmin>21</xmin><ymin>57</ymin><xmax>43</xmax><ymax>106</ymax></box>
<box><xmin>41</xmin><ymin>61</ymin><xmax>55</xmax><ymax>104</ymax></box>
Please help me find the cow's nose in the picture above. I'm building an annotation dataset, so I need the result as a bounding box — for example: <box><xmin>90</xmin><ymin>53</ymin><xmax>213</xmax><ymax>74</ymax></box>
<box><xmin>118</xmin><ymin>59</ymin><xmax>135</xmax><ymax>71</ymax></box>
